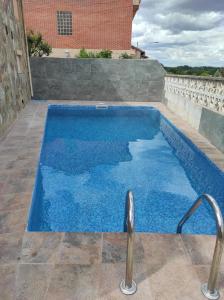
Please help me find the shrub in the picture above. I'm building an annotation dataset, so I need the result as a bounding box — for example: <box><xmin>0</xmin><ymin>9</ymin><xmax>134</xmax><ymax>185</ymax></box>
<box><xmin>96</xmin><ymin>49</ymin><xmax>112</xmax><ymax>58</ymax></box>
<box><xmin>77</xmin><ymin>48</ymin><xmax>112</xmax><ymax>58</ymax></box>
<box><xmin>78</xmin><ymin>48</ymin><xmax>96</xmax><ymax>58</ymax></box>
<box><xmin>120</xmin><ymin>52</ymin><xmax>133</xmax><ymax>59</ymax></box>
<box><xmin>27</xmin><ymin>30</ymin><xmax>52</xmax><ymax>57</ymax></box>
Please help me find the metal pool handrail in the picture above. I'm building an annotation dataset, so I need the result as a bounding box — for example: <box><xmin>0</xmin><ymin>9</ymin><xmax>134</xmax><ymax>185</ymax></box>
<box><xmin>120</xmin><ymin>190</ymin><xmax>137</xmax><ymax>295</ymax></box>
<box><xmin>177</xmin><ymin>193</ymin><xmax>224</xmax><ymax>300</ymax></box>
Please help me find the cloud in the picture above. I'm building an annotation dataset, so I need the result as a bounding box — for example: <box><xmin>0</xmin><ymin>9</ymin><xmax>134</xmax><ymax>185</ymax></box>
<box><xmin>176</xmin><ymin>0</ymin><xmax>224</xmax><ymax>13</ymax></box>
<box><xmin>132</xmin><ymin>0</ymin><xmax>224</xmax><ymax>66</ymax></box>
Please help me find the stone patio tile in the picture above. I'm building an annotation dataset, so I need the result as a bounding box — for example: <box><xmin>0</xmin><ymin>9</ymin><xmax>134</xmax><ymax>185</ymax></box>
<box><xmin>140</xmin><ymin>234</ymin><xmax>190</xmax><ymax>274</ymax></box>
<box><xmin>21</xmin><ymin>232</ymin><xmax>62</xmax><ymax>264</ymax></box>
<box><xmin>57</xmin><ymin>233</ymin><xmax>102</xmax><ymax>264</ymax></box>
<box><xmin>6</xmin><ymin>168</ymin><xmax>36</xmax><ymax>180</ymax></box>
<box><xmin>0</xmin><ymin>177</ymin><xmax>34</xmax><ymax>195</ymax></box>
<box><xmin>102</xmin><ymin>233</ymin><xmax>144</xmax><ymax>263</ymax></box>
<box><xmin>149</xmin><ymin>262</ymin><xmax>205</xmax><ymax>300</ymax></box>
<box><xmin>194</xmin><ymin>265</ymin><xmax>224</xmax><ymax>297</ymax></box>
<box><xmin>181</xmin><ymin>234</ymin><xmax>224</xmax><ymax>271</ymax></box>
<box><xmin>0</xmin><ymin>264</ymin><xmax>16</xmax><ymax>300</ymax></box>
<box><xmin>0</xmin><ymin>147</ymin><xmax>21</xmax><ymax>156</ymax></box>
<box><xmin>0</xmin><ymin>193</ymin><xmax>31</xmax><ymax>212</ymax></box>
<box><xmin>98</xmin><ymin>262</ymin><xmax>153</xmax><ymax>300</ymax></box>
<box><xmin>0</xmin><ymin>179</ymin><xmax>7</xmax><ymax>194</ymax></box>
<box><xmin>4</xmin><ymin>158</ymin><xmax>37</xmax><ymax>171</ymax></box>
<box><xmin>0</xmin><ymin>209</ymin><xmax>26</xmax><ymax>234</ymax></box>
<box><xmin>46</xmin><ymin>264</ymin><xmax>99</xmax><ymax>300</ymax></box>
<box><xmin>0</xmin><ymin>232</ymin><xmax>22</xmax><ymax>264</ymax></box>
<box><xmin>16</xmin><ymin>264</ymin><xmax>53</xmax><ymax>300</ymax></box>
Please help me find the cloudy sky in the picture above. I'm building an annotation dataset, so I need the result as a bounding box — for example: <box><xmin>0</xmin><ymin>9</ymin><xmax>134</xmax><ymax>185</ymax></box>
<box><xmin>132</xmin><ymin>0</ymin><xmax>224</xmax><ymax>66</ymax></box>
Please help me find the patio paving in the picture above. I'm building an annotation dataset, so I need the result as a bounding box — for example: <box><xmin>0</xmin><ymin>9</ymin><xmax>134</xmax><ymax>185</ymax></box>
<box><xmin>0</xmin><ymin>100</ymin><xmax>224</xmax><ymax>300</ymax></box>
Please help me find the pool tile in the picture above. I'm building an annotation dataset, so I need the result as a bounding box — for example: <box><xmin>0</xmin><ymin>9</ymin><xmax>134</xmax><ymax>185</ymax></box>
<box><xmin>0</xmin><ymin>265</ymin><xmax>16</xmax><ymax>300</ymax></box>
<box><xmin>102</xmin><ymin>233</ymin><xmax>144</xmax><ymax>263</ymax></box>
<box><xmin>16</xmin><ymin>264</ymin><xmax>53</xmax><ymax>300</ymax></box>
<box><xmin>46</xmin><ymin>264</ymin><xmax>99</xmax><ymax>300</ymax></box>
<box><xmin>57</xmin><ymin>233</ymin><xmax>102</xmax><ymax>264</ymax></box>
<box><xmin>0</xmin><ymin>209</ymin><xmax>26</xmax><ymax>234</ymax></box>
<box><xmin>0</xmin><ymin>233</ymin><xmax>22</xmax><ymax>264</ymax></box>
<box><xmin>21</xmin><ymin>233</ymin><xmax>62</xmax><ymax>263</ymax></box>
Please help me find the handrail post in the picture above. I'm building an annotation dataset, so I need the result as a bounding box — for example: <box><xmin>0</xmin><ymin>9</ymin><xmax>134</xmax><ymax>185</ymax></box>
<box><xmin>177</xmin><ymin>194</ymin><xmax>224</xmax><ymax>300</ymax></box>
<box><xmin>120</xmin><ymin>191</ymin><xmax>137</xmax><ymax>295</ymax></box>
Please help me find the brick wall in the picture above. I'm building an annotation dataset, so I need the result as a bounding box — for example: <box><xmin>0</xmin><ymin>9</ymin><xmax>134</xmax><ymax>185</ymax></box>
<box><xmin>23</xmin><ymin>0</ymin><xmax>135</xmax><ymax>50</ymax></box>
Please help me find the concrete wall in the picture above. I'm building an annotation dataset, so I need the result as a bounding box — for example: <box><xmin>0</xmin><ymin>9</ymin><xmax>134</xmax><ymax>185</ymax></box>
<box><xmin>165</xmin><ymin>75</ymin><xmax>224</xmax><ymax>153</ymax></box>
<box><xmin>30</xmin><ymin>58</ymin><xmax>165</xmax><ymax>102</ymax></box>
<box><xmin>199</xmin><ymin>108</ymin><xmax>224</xmax><ymax>154</ymax></box>
<box><xmin>0</xmin><ymin>0</ymin><xmax>31</xmax><ymax>137</ymax></box>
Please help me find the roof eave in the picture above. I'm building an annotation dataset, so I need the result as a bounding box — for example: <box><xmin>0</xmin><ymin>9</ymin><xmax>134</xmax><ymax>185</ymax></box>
<box><xmin>133</xmin><ymin>0</ymin><xmax>141</xmax><ymax>18</ymax></box>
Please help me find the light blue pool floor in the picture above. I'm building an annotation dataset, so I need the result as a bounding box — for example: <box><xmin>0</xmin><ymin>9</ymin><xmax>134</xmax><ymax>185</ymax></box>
<box><xmin>28</xmin><ymin>107</ymin><xmax>224</xmax><ymax>233</ymax></box>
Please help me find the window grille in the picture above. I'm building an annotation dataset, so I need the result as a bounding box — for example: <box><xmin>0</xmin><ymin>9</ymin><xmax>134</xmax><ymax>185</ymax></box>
<box><xmin>57</xmin><ymin>11</ymin><xmax>72</xmax><ymax>35</ymax></box>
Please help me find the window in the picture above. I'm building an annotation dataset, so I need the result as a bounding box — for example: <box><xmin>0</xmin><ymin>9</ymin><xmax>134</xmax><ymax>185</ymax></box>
<box><xmin>57</xmin><ymin>11</ymin><xmax>72</xmax><ymax>35</ymax></box>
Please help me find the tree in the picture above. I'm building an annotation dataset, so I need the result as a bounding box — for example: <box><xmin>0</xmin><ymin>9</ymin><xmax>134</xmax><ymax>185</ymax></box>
<box><xmin>214</xmin><ymin>68</ymin><xmax>224</xmax><ymax>77</ymax></box>
<box><xmin>199</xmin><ymin>71</ymin><xmax>211</xmax><ymax>77</ymax></box>
<box><xmin>27</xmin><ymin>30</ymin><xmax>52</xmax><ymax>57</ymax></box>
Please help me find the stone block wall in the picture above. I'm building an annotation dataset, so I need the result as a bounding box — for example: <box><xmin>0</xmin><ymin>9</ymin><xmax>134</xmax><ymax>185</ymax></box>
<box><xmin>0</xmin><ymin>0</ymin><xmax>31</xmax><ymax>137</ymax></box>
<box><xmin>30</xmin><ymin>58</ymin><xmax>166</xmax><ymax>102</ymax></box>
<box><xmin>165</xmin><ymin>74</ymin><xmax>224</xmax><ymax>153</ymax></box>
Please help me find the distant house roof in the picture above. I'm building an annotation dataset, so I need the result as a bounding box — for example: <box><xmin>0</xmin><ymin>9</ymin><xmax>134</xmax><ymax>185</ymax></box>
<box><xmin>133</xmin><ymin>0</ymin><xmax>141</xmax><ymax>17</ymax></box>
<box><xmin>131</xmin><ymin>45</ymin><xmax>148</xmax><ymax>58</ymax></box>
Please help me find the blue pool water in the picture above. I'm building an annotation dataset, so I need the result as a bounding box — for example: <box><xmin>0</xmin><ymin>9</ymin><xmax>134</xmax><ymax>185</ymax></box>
<box><xmin>28</xmin><ymin>105</ymin><xmax>224</xmax><ymax>234</ymax></box>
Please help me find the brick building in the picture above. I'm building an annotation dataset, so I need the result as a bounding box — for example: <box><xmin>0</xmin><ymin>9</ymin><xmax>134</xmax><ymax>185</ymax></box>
<box><xmin>23</xmin><ymin>0</ymin><xmax>141</xmax><ymax>58</ymax></box>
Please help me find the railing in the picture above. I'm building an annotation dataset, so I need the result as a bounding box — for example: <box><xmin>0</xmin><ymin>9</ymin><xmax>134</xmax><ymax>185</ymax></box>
<box><xmin>177</xmin><ymin>194</ymin><xmax>224</xmax><ymax>300</ymax></box>
<box><xmin>165</xmin><ymin>74</ymin><xmax>224</xmax><ymax>114</ymax></box>
<box><xmin>120</xmin><ymin>190</ymin><xmax>137</xmax><ymax>295</ymax></box>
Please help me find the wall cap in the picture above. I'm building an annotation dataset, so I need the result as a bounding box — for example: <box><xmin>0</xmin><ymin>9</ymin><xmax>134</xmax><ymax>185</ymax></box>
<box><xmin>165</xmin><ymin>74</ymin><xmax>224</xmax><ymax>82</ymax></box>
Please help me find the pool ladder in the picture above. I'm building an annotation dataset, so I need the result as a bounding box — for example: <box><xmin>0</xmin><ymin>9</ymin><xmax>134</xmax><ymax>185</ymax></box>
<box><xmin>119</xmin><ymin>192</ymin><xmax>224</xmax><ymax>299</ymax></box>
<box><xmin>120</xmin><ymin>191</ymin><xmax>137</xmax><ymax>295</ymax></box>
<box><xmin>177</xmin><ymin>194</ymin><xmax>224</xmax><ymax>300</ymax></box>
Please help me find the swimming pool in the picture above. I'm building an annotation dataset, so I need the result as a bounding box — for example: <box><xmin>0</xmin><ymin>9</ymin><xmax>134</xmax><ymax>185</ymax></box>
<box><xmin>27</xmin><ymin>105</ymin><xmax>224</xmax><ymax>234</ymax></box>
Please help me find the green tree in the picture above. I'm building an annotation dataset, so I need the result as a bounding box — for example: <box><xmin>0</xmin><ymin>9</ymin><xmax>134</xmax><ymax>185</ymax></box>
<box><xmin>27</xmin><ymin>30</ymin><xmax>52</xmax><ymax>57</ymax></box>
<box><xmin>199</xmin><ymin>71</ymin><xmax>211</xmax><ymax>76</ymax></box>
